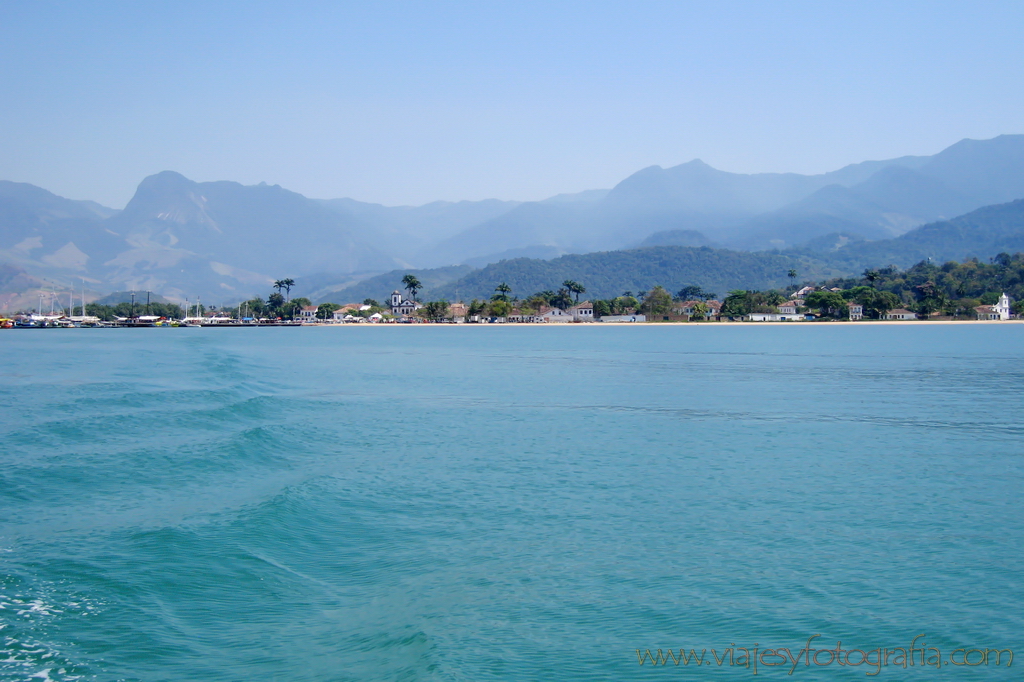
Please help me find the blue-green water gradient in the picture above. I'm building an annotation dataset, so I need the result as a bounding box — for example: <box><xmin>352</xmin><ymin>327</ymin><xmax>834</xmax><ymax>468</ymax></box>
<box><xmin>1</xmin><ymin>325</ymin><xmax>1021</xmax><ymax>680</ymax></box>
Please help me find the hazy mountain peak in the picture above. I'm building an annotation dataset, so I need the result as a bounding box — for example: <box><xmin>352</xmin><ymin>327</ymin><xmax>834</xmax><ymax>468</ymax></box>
<box><xmin>120</xmin><ymin>171</ymin><xmax>218</xmax><ymax>229</ymax></box>
<box><xmin>920</xmin><ymin>134</ymin><xmax>1024</xmax><ymax>206</ymax></box>
<box><xmin>935</xmin><ymin>133</ymin><xmax>1024</xmax><ymax>157</ymax></box>
<box><xmin>135</xmin><ymin>170</ymin><xmax>194</xmax><ymax>193</ymax></box>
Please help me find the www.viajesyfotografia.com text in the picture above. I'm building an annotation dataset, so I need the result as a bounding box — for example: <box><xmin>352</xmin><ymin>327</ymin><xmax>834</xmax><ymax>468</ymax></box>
<box><xmin>636</xmin><ymin>634</ymin><xmax>1012</xmax><ymax>675</ymax></box>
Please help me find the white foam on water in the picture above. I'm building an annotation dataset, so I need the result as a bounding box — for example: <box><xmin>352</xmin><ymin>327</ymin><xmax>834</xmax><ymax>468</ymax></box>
<box><xmin>0</xmin><ymin>586</ymin><xmax>97</xmax><ymax>681</ymax></box>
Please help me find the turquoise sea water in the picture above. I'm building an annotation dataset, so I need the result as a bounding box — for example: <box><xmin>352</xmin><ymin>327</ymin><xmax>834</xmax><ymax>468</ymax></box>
<box><xmin>0</xmin><ymin>325</ymin><xmax>1022</xmax><ymax>681</ymax></box>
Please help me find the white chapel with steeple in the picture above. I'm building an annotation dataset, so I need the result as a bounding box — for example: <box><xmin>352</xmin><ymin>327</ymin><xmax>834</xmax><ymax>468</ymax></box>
<box><xmin>391</xmin><ymin>290</ymin><xmax>420</xmax><ymax>317</ymax></box>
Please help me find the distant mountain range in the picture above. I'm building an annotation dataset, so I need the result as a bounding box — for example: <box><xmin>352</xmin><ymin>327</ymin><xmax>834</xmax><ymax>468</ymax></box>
<box><xmin>795</xmin><ymin>198</ymin><xmax>1024</xmax><ymax>272</ymax></box>
<box><xmin>1</xmin><ymin>134</ymin><xmax>1024</xmax><ymax>307</ymax></box>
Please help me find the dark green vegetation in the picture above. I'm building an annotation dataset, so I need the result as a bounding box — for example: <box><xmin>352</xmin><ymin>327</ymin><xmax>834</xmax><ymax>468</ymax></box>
<box><xmin>401</xmin><ymin>253</ymin><xmax>1023</xmax><ymax>323</ymax></box>
<box><xmin>820</xmin><ymin>254</ymin><xmax>1024</xmax><ymax>317</ymax></box>
<box><xmin>715</xmin><ymin>254</ymin><xmax>1024</xmax><ymax>320</ymax></box>
<box><xmin>83</xmin><ymin>301</ymin><xmax>185</xmax><ymax>321</ymax></box>
<box><xmin>234</xmin><ymin>292</ymin><xmax>312</xmax><ymax>321</ymax></box>
<box><xmin>309</xmin><ymin>265</ymin><xmax>474</xmax><ymax>305</ymax></box>
<box><xmin>716</xmin><ymin>287</ymin><xmax>901</xmax><ymax>320</ymax></box>
<box><xmin>427</xmin><ymin>246</ymin><xmax>834</xmax><ymax>302</ymax></box>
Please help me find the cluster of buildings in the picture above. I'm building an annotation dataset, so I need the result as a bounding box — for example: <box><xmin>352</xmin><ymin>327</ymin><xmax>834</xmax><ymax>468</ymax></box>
<box><xmin>751</xmin><ymin>287</ymin><xmax>1014</xmax><ymax>322</ymax></box>
<box><xmin>297</xmin><ymin>287</ymin><xmax>1016</xmax><ymax>324</ymax></box>
<box><xmin>299</xmin><ymin>291</ymin><xmax>642</xmax><ymax>324</ymax></box>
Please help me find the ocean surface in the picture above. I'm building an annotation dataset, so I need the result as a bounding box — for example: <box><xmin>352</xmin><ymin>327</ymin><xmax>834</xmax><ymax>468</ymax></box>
<box><xmin>1</xmin><ymin>325</ymin><xmax>1021</xmax><ymax>681</ymax></box>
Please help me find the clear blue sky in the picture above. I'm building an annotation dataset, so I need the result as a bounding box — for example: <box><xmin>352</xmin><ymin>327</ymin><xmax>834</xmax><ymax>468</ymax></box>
<box><xmin>2</xmin><ymin>1</ymin><xmax>1022</xmax><ymax>208</ymax></box>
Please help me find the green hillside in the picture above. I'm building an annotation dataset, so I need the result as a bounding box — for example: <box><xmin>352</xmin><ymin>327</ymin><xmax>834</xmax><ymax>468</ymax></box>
<box><xmin>311</xmin><ymin>265</ymin><xmax>475</xmax><ymax>304</ymax></box>
<box><xmin>430</xmin><ymin>246</ymin><xmax>840</xmax><ymax>301</ymax></box>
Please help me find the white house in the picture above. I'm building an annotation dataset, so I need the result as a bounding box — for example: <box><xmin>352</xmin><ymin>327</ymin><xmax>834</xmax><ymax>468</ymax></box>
<box><xmin>847</xmin><ymin>302</ymin><xmax>864</xmax><ymax>321</ymax></box>
<box><xmin>778</xmin><ymin>301</ymin><xmax>799</xmax><ymax>315</ymax></box>
<box><xmin>884</xmin><ymin>308</ymin><xmax>917</xmax><ymax>320</ymax></box>
<box><xmin>533</xmin><ymin>306</ymin><xmax>574</xmax><ymax>323</ymax></box>
<box><xmin>299</xmin><ymin>305</ymin><xmax>318</xmax><ymax>321</ymax></box>
<box><xmin>975</xmin><ymin>293</ymin><xmax>1012</xmax><ymax>320</ymax></box>
<box><xmin>570</xmin><ymin>301</ymin><xmax>594</xmax><ymax>321</ymax></box>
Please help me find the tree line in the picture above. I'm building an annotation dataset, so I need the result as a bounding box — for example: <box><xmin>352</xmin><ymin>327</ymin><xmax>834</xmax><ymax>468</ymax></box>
<box><xmin>815</xmin><ymin>254</ymin><xmax>1024</xmax><ymax>318</ymax></box>
<box><xmin>400</xmin><ymin>254</ymin><xmax>1024</xmax><ymax>321</ymax></box>
<box><xmin>78</xmin><ymin>252</ymin><xmax>1024</xmax><ymax>323</ymax></box>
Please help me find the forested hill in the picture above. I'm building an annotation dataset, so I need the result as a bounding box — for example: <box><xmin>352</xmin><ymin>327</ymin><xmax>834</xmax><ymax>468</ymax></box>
<box><xmin>429</xmin><ymin>246</ymin><xmax>840</xmax><ymax>301</ymax></box>
<box><xmin>305</xmin><ymin>265</ymin><xmax>475</xmax><ymax>304</ymax></box>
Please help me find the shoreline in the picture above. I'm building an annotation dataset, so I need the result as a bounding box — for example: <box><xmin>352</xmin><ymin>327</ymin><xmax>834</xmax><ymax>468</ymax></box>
<box><xmin>310</xmin><ymin>319</ymin><xmax>1024</xmax><ymax>327</ymax></box>
<box><xmin>11</xmin><ymin>319</ymin><xmax>1018</xmax><ymax>329</ymax></box>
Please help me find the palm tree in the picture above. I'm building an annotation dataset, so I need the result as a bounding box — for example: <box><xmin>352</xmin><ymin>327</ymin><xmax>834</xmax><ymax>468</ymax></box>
<box><xmin>274</xmin><ymin>278</ymin><xmax>295</xmax><ymax>301</ymax></box>
<box><xmin>562</xmin><ymin>280</ymin><xmax>585</xmax><ymax>303</ymax></box>
<box><xmin>787</xmin><ymin>269</ymin><xmax>798</xmax><ymax>286</ymax></box>
<box><xmin>864</xmin><ymin>270</ymin><xmax>880</xmax><ymax>288</ymax></box>
<box><xmin>494</xmin><ymin>282</ymin><xmax>512</xmax><ymax>302</ymax></box>
<box><xmin>402</xmin><ymin>274</ymin><xmax>422</xmax><ymax>301</ymax></box>
<box><xmin>552</xmin><ymin>288</ymin><xmax>573</xmax><ymax>310</ymax></box>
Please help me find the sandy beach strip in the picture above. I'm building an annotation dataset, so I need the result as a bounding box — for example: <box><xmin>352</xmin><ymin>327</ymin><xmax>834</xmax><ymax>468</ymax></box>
<box><xmin>312</xmin><ymin>319</ymin><xmax>1023</xmax><ymax>327</ymax></box>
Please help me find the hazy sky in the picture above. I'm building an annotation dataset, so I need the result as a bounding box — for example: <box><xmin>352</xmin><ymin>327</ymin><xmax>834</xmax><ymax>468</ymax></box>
<box><xmin>2</xmin><ymin>1</ymin><xmax>1022</xmax><ymax>208</ymax></box>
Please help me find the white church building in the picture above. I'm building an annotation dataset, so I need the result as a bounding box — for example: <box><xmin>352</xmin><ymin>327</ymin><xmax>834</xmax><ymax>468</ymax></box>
<box><xmin>975</xmin><ymin>292</ymin><xmax>1013</xmax><ymax>320</ymax></box>
<box><xmin>391</xmin><ymin>290</ymin><xmax>422</xmax><ymax>317</ymax></box>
